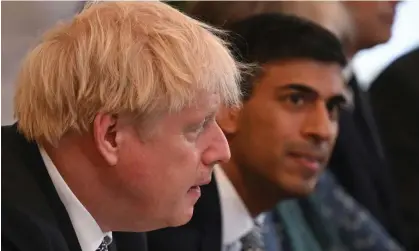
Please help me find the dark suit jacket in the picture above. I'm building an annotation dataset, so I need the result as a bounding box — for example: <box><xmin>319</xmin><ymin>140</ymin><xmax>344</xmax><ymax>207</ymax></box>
<box><xmin>147</xmin><ymin>177</ymin><xmax>222</xmax><ymax>251</ymax></box>
<box><xmin>369</xmin><ymin>47</ymin><xmax>419</xmax><ymax>251</ymax></box>
<box><xmin>1</xmin><ymin>124</ymin><xmax>147</xmax><ymax>251</ymax></box>
<box><xmin>327</xmin><ymin>76</ymin><xmax>407</xmax><ymax>247</ymax></box>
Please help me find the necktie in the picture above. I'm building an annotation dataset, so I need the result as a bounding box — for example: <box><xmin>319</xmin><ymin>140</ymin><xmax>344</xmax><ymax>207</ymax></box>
<box><xmin>240</xmin><ymin>221</ymin><xmax>265</xmax><ymax>251</ymax></box>
<box><xmin>96</xmin><ymin>235</ymin><xmax>112</xmax><ymax>251</ymax></box>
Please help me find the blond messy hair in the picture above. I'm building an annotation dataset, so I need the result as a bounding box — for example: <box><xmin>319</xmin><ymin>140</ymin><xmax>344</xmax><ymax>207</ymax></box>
<box><xmin>14</xmin><ymin>1</ymin><xmax>242</xmax><ymax>144</ymax></box>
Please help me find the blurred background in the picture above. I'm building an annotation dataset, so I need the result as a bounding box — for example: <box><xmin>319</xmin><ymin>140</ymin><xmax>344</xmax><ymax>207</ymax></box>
<box><xmin>1</xmin><ymin>0</ymin><xmax>418</xmax><ymax>125</ymax></box>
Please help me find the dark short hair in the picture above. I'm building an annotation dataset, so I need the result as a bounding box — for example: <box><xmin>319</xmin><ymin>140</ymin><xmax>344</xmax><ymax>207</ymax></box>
<box><xmin>227</xmin><ymin>13</ymin><xmax>347</xmax><ymax>100</ymax></box>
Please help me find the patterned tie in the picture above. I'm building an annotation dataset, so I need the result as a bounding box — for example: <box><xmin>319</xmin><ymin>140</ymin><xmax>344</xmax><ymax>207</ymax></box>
<box><xmin>96</xmin><ymin>235</ymin><xmax>112</xmax><ymax>251</ymax></box>
<box><xmin>240</xmin><ymin>221</ymin><xmax>265</xmax><ymax>251</ymax></box>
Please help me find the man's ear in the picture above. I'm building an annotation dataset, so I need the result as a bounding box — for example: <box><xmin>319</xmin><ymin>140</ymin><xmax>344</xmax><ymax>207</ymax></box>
<box><xmin>216</xmin><ymin>105</ymin><xmax>241</xmax><ymax>136</ymax></box>
<box><xmin>93</xmin><ymin>113</ymin><xmax>121</xmax><ymax>166</ymax></box>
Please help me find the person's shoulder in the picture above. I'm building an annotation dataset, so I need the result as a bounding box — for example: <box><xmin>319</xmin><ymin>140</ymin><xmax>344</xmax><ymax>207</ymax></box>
<box><xmin>2</xmin><ymin>124</ymin><xmax>22</xmax><ymax>149</ymax></box>
<box><xmin>372</xmin><ymin>48</ymin><xmax>419</xmax><ymax>87</ymax></box>
<box><xmin>2</xmin><ymin>124</ymin><xmax>62</xmax><ymax>248</ymax></box>
<box><xmin>2</xmin><ymin>202</ymin><xmax>67</xmax><ymax>251</ymax></box>
<box><xmin>389</xmin><ymin>47</ymin><xmax>419</xmax><ymax>71</ymax></box>
<box><xmin>1</xmin><ymin>124</ymin><xmax>32</xmax><ymax>168</ymax></box>
<box><xmin>2</xmin><ymin>124</ymin><xmax>43</xmax><ymax>204</ymax></box>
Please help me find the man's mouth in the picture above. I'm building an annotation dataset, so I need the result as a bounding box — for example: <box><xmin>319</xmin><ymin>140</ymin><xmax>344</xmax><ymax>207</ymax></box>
<box><xmin>288</xmin><ymin>151</ymin><xmax>326</xmax><ymax>172</ymax></box>
<box><xmin>194</xmin><ymin>176</ymin><xmax>212</xmax><ymax>187</ymax></box>
<box><xmin>188</xmin><ymin>186</ymin><xmax>200</xmax><ymax>192</ymax></box>
<box><xmin>188</xmin><ymin>176</ymin><xmax>212</xmax><ymax>194</ymax></box>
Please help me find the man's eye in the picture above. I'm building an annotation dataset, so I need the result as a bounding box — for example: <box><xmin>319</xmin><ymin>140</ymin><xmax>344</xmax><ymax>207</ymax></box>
<box><xmin>327</xmin><ymin>103</ymin><xmax>343</xmax><ymax>120</ymax></box>
<box><xmin>286</xmin><ymin>93</ymin><xmax>305</xmax><ymax>106</ymax></box>
<box><xmin>191</xmin><ymin>123</ymin><xmax>204</xmax><ymax>134</ymax></box>
<box><xmin>191</xmin><ymin>118</ymin><xmax>211</xmax><ymax>134</ymax></box>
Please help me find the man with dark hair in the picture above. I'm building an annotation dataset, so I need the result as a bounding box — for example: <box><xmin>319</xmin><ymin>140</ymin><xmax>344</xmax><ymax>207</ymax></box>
<box><xmin>147</xmin><ymin>13</ymin><xmax>349</xmax><ymax>251</ymax></box>
<box><xmin>200</xmin><ymin>1</ymin><xmax>407</xmax><ymax>246</ymax></box>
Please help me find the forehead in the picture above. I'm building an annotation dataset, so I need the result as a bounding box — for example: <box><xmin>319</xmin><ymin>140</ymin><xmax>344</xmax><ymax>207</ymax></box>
<box><xmin>254</xmin><ymin>59</ymin><xmax>345</xmax><ymax>97</ymax></box>
<box><xmin>343</xmin><ymin>1</ymin><xmax>394</xmax><ymax>14</ymax></box>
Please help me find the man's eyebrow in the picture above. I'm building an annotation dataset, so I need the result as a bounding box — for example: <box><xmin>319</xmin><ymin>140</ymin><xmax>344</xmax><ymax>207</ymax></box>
<box><xmin>205</xmin><ymin>111</ymin><xmax>217</xmax><ymax>122</ymax></box>
<box><xmin>276</xmin><ymin>83</ymin><xmax>319</xmax><ymax>94</ymax></box>
<box><xmin>277</xmin><ymin>83</ymin><xmax>349</xmax><ymax>105</ymax></box>
<box><xmin>327</xmin><ymin>95</ymin><xmax>347</xmax><ymax>106</ymax></box>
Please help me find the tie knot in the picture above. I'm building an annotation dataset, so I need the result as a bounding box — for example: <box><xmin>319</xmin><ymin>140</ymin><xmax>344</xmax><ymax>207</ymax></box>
<box><xmin>96</xmin><ymin>235</ymin><xmax>112</xmax><ymax>251</ymax></box>
<box><xmin>240</xmin><ymin>222</ymin><xmax>265</xmax><ymax>251</ymax></box>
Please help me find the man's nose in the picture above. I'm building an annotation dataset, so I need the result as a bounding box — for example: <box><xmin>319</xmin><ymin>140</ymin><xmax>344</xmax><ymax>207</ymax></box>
<box><xmin>201</xmin><ymin>123</ymin><xmax>231</xmax><ymax>167</ymax></box>
<box><xmin>301</xmin><ymin>103</ymin><xmax>336</xmax><ymax>144</ymax></box>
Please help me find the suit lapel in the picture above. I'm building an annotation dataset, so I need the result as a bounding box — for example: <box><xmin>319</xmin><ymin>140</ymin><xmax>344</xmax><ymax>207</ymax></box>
<box><xmin>113</xmin><ymin>232</ymin><xmax>147</xmax><ymax>251</ymax></box>
<box><xmin>348</xmin><ymin>77</ymin><xmax>385</xmax><ymax>160</ymax></box>
<box><xmin>15</xmin><ymin>124</ymin><xmax>82</xmax><ymax>251</ymax></box>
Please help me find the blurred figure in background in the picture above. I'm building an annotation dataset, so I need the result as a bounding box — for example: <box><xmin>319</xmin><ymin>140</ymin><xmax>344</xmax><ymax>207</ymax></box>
<box><xmin>188</xmin><ymin>1</ymin><xmax>353</xmax><ymax>49</ymax></box>
<box><xmin>2</xmin><ymin>2</ymin><xmax>242</xmax><ymax>251</ymax></box>
<box><xmin>369</xmin><ymin>47</ymin><xmax>419</xmax><ymax>251</ymax></box>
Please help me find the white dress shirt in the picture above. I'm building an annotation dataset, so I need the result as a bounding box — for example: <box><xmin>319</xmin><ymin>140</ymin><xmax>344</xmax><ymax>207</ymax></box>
<box><xmin>39</xmin><ymin>146</ymin><xmax>112</xmax><ymax>251</ymax></box>
<box><xmin>343</xmin><ymin>63</ymin><xmax>354</xmax><ymax>83</ymax></box>
<box><xmin>214</xmin><ymin>166</ymin><xmax>265</xmax><ymax>251</ymax></box>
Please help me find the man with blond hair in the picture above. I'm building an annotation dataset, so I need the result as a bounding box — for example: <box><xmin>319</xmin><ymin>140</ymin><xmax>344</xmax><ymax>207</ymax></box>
<box><xmin>2</xmin><ymin>2</ymin><xmax>242</xmax><ymax>251</ymax></box>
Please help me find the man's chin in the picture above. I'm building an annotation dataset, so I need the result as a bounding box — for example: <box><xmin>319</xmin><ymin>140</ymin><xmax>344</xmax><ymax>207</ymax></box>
<box><xmin>283</xmin><ymin>189</ymin><xmax>312</xmax><ymax>199</ymax></box>
<box><xmin>167</xmin><ymin>207</ymin><xmax>195</xmax><ymax>227</ymax></box>
<box><xmin>283</xmin><ymin>180</ymin><xmax>319</xmax><ymax>198</ymax></box>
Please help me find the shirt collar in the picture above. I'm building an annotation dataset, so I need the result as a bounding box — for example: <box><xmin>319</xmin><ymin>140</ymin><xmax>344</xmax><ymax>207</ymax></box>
<box><xmin>39</xmin><ymin>146</ymin><xmax>112</xmax><ymax>251</ymax></box>
<box><xmin>343</xmin><ymin>63</ymin><xmax>354</xmax><ymax>83</ymax></box>
<box><xmin>214</xmin><ymin>165</ymin><xmax>254</xmax><ymax>246</ymax></box>
<box><xmin>337</xmin><ymin>61</ymin><xmax>355</xmax><ymax>111</ymax></box>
